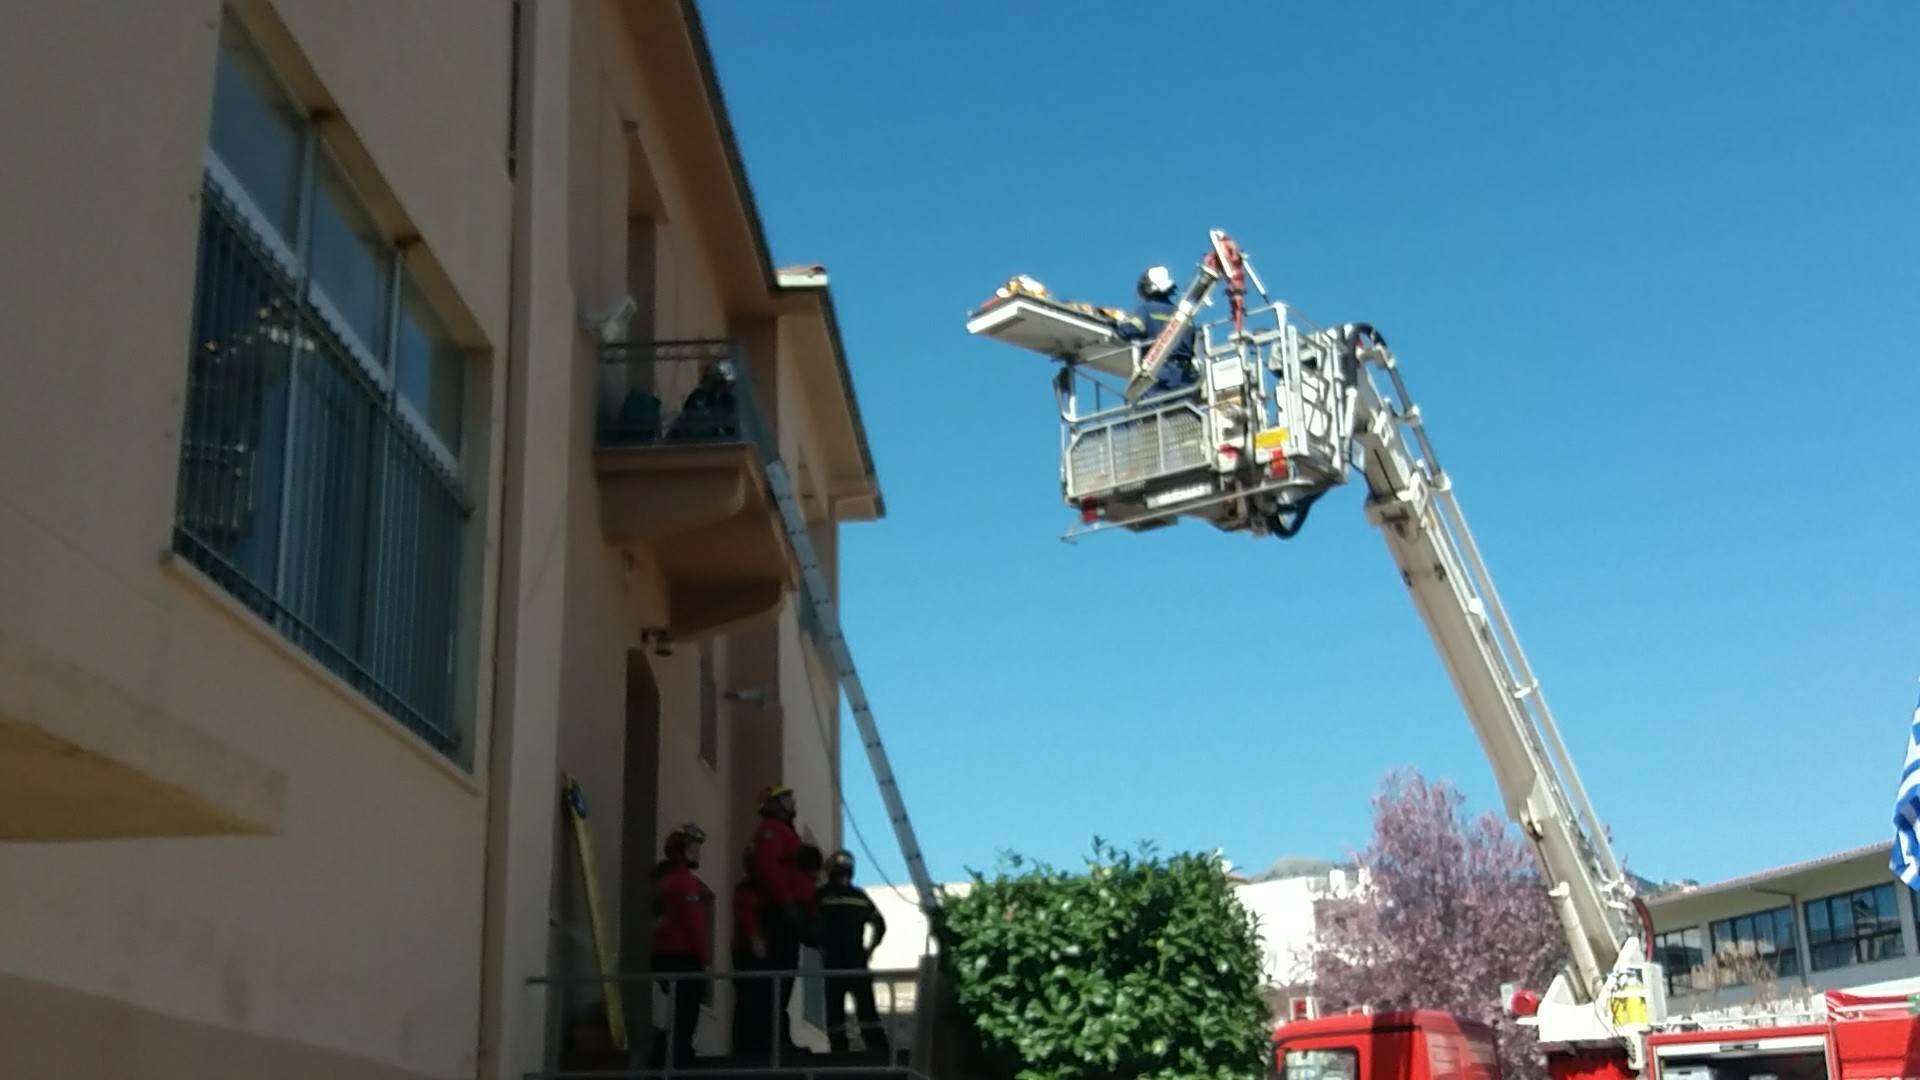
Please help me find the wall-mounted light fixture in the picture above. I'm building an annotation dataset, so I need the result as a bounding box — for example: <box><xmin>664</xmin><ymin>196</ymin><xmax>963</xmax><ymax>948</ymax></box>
<box><xmin>640</xmin><ymin>627</ymin><xmax>673</xmax><ymax>658</ymax></box>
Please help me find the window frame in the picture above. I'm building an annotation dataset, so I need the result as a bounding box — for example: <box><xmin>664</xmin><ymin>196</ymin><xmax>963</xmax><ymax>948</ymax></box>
<box><xmin>200</xmin><ymin>24</ymin><xmax>464</xmax><ymax>470</ymax></box>
<box><xmin>1708</xmin><ymin>904</ymin><xmax>1800</xmax><ymax>985</ymax></box>
<box><xmin>1280</xmin><ymin>1047</ymin><xmax>1361</xmax><ymax>1080</ymax></box>
<box><xmin>304</xmin><ymin>143</ymin><xmax>399</xmax><ymax>379</ymax></box>
<box><xmin>1806</xmin><ymin>883</ymin><xmax>1905</xmax><ymax>972</ymax></box>
<box><xmin>1654</xmin><ymin>925</ymin><xmax>1707</xmax><ymax>996</ymax></box>
<box><xmin>392</xmin><ymin>269</ymin><xmax>467</xmax><ymax>464</ymax></box>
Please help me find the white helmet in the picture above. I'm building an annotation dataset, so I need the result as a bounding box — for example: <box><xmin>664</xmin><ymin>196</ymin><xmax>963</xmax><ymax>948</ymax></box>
<box><xmin>1137</xmin><ymin>265</ymin><xmax>1176</xmax><ymax>300</ymax></box>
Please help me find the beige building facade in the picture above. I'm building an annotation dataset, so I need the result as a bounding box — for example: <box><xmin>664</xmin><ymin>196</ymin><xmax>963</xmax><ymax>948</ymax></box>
<box><xmin>1649</xmin><ymin>843</ymin><xmax>1920</xmax><ymax>1018</ymax></box>
<box><xmin>0</xmin><ymin>2</ymin><xmax>881</xmax><ymax>1077</ymax></box>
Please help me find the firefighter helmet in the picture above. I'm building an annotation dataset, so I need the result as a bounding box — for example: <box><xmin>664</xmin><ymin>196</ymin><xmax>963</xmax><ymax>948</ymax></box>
<box><xmin>1137</xmin><ymin>265</ymin><xmax>1176</xmax><ymax>300</ymax></box>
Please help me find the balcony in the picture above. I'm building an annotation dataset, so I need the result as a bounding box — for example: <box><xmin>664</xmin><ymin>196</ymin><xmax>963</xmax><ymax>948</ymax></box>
<box><xmin>595</xmin><ymin>341</ymin><xmax>794</xmax><ymax>639</ymax></box>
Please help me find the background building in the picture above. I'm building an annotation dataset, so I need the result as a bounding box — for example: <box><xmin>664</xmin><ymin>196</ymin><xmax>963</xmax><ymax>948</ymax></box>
<box><xmin>1232</xmin><ymin>863</ymin><xmax>1366</xmax><ymax>1016</ymax></box>
<box><xmin>1648</xmin><ymin>842</ymin><xmax>1920</xmax><ymax>1017</ymax></box>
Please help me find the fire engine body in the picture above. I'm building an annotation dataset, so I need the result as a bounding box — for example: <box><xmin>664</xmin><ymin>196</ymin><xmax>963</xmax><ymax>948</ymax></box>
<box><xmin>1645</xmin><ymin>989</ymin><xmax>1920</xmax><ymax>1080</ymax></box>
<box><xmin>963</xmin><ymin>231</ymin><xmax>1920</xmax><ymax>1080</ymax></box>
<box><xmin>1275</xmin><ymin>991</ymin><xmax>1920</xmax><ymax>1080</ymax></box>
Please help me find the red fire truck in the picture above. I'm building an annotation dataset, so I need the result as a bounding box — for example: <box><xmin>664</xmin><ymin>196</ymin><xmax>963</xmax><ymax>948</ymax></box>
<box><xmin>1273</xmin><ymin>990</ymin><xmax>1920</xmax><ymax>1080</ymax></box>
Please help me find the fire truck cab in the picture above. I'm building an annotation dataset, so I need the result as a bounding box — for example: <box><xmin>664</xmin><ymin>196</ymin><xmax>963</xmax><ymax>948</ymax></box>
<box><xmin>1274</xmin><ymin>1011</ymin><xmax>1500</xmax><ymax>1080</ymax></box>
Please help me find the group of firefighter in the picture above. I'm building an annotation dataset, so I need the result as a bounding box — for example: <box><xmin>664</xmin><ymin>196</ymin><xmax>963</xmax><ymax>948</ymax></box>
<box><xmin>648</xmin><ymin>783</ymin><xmax>891</xmax><ymax>1070</ymax></box>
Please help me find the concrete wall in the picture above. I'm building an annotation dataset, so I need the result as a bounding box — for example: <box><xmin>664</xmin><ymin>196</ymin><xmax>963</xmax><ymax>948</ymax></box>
<box><xmin>543</xmin><ymin>5</ymin><xmax>731</xmax><ymax>1059</ymax></box>
<box><xmin>778</xmin><ymin>605</ymin><xmax>841</xmax><ymax>856</ymax></box>
<box><xmin>0</xmin><ymin>1</ymin><xmax>515</xmax><ymax>1076</ymax></box>
<box><xmin>476</xmin><ymin>0</ymin><xmax>575</xmax><ymax>1073</ymax></box>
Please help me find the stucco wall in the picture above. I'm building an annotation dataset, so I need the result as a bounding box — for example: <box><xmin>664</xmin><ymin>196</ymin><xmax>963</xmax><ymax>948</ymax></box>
<box><xmin>0</xmin><ymin>3</ymin><xmax>879</xmax><ymax>1076</ymax></box>
<box><xmin>0</xmin><ymin>1</ymin><xmax>513</xmax><ymax>1075</ymax></box>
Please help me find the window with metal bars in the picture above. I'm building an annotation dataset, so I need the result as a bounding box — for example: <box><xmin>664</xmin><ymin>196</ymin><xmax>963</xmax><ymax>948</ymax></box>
<box><xmin>175</xmin><ymin>14</ymin><xmax>473</xmax><ymax>757</ymax></box>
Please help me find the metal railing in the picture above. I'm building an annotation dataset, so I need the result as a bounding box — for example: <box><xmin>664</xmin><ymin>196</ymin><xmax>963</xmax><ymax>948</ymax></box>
<box><xmin>174</xmin><ymin>182</ymin><xmax>469</xmax><ymax>755</ymax></box>
<box><xmin>529</xmin><ymin>965</ymin><xmax>930</xmax><ymax>1079</ymax></box>
<box><xmin>596</xmin><ymin>340</ymin><xmax>774</xmax><ymax>456</ymax></box>
<box><xmin>1062</xmin><ymin>397</ymin><xmax>1213</xmax><ymax>501</ymax></box>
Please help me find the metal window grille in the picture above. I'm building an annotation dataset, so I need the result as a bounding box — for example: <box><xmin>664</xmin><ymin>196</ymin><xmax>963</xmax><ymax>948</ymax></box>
<box><xmin>174</xmin><ymin>181</ymin><xmax>470</xmax><ymax>756</ymax></box>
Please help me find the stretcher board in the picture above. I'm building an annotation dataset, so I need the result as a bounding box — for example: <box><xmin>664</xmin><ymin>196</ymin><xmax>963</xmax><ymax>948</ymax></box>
<box><xmin>563</xmin><ymin>776</ymin><xmax>628</xmax><ymax>1052</ymax></box>
<box><xmin>965</xmin><ymin>295</ymin><xmax>1136</xmax><ymax>377</ymax></box>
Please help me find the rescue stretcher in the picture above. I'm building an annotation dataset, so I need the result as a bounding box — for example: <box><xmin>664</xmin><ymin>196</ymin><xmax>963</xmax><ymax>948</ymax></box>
<box><xmin>961</xmin><ymin>289</ymin><xmax>1137</xmax><ymax>377</ymax></box>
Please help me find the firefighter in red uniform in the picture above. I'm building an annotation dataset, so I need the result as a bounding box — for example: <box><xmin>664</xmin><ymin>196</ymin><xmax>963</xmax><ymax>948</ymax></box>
<box><xmin>729</xmin><ymin>848</ymin><xmax>770</xmax><ymax>1058</ymax></box>
<box><xmin>650</xmin><ymin>823</ymin><xmax>711</xmax><ymax>1072</ymax></box>
<box><xmin>751</xmin><ymin>785</ymin><xmax>814</xmax><ymax>1057</ymax></box>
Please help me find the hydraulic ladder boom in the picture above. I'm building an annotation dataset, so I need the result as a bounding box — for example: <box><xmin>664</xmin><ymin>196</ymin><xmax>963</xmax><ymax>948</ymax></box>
<box><xmin>1343</xmin><ymin>324</ymin><xmax>1638</xmax><ymax>1007</ymax></box>
<box><xmin>966</xmin><ymin>234</ymin><xmax>1657</xmax><ymax>1057</ymax></box>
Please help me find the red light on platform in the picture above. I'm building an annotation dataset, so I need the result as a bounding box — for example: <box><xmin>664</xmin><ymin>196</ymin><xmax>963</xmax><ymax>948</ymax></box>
<box><xmin>1508</xmin><ymin>988</ymin><xmax>1542</xmax><ymax>1017</ymax></box>
<box><xmin>1269</xmin><ymin>455</ymin><xmax>1289</xmax><ymax>478</ymax></box>
<box><xmin>1079</xmin><ymin>498</ymin><xmax>1099</xmax><ymax>524</ymax></box>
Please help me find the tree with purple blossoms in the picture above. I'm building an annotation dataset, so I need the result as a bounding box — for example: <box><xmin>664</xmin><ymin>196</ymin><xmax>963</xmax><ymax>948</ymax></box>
<box><xmin>1312</xmin><ymin>770</ymin><xmax>1567</xmax><ymax>1080</ymax></box>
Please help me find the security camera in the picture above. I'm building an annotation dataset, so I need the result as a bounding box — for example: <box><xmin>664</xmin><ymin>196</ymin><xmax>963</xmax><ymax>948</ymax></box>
<box><xmin>581</xmin><ymin>295</ymin><xmax>638</xmax><ymax>344</ymax></box>
<box><xmin>640</xmin><ymin>627</ymin><xmax>673</xmax><ymax>658</ymax></box>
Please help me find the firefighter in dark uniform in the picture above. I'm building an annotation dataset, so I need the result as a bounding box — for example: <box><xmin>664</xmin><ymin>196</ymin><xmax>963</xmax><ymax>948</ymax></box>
<box><xmin>730</xmin><ymin>847</ymin><xmax>769</xmax><ymax>1059</ymax></box>
<box><xmin>1114</xmin><ymin>264</ymin><xmax>1197</xmax><ymax>395</ymax></box>
<box><xmin>817</xmin><ymin>850</ymin><xmax>890</xmax><ymax>1056</ymax></box>
<box><xmin>649</xmin><ymin>823</ymin><xmax>711</xmax><ymax>1072</ymax></box>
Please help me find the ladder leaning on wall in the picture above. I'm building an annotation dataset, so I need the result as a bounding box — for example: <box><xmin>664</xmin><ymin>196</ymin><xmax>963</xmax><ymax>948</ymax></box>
<box><xmin>761</xmin><ymin>457</ymin><xmax>939</xmax><ymax>914</ymax></box>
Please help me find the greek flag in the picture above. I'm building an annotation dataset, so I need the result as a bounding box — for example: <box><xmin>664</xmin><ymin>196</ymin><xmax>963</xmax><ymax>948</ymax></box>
<box><xmin>1891</xmin><ymin>692</ymin><xmax>1920</xmax><ymax>887</ymax></box>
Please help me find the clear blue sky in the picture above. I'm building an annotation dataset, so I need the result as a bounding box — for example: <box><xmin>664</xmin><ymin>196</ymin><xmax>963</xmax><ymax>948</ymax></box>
<box><xmin>699</xmin><ymin>3</ymin><xmax>1918</xmax><ymax>889</ymax></box>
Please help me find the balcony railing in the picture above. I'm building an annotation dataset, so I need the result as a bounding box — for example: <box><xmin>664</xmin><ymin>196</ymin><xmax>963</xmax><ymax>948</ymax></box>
<box><xmin>591</xmin><ymin>339</ymin><xmax>799</xmax><ymax>637</ymax></box>
<box><xmin>597</xmin><ymin>340</ymin><xmax>773</xmax><ymax>455</ymax></box>
<box><xmin>529</xmin><ymin>965</ymin><xmax>934</xmax><ymax>1080</ymax></box>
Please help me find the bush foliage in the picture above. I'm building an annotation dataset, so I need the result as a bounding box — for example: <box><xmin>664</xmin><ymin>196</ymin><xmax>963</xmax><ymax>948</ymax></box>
<box><xmin>933</xmin><ymin>842</ymin><xmax>1271</xmax><ymax>1080</ymax></box>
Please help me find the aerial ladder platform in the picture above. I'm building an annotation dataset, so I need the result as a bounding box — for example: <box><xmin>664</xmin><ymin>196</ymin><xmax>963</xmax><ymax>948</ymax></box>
<box><xmin>966</xmin><ymin>231</ymin><xmax>1662</xmax><ymax>1074</ymax></box>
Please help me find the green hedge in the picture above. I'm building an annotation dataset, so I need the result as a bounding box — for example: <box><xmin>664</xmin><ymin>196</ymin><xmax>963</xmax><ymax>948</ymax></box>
<box><xmin>933</xmin><ymin>843</ymin><xmax>1271</xmax><ymax>1080</ymax></box>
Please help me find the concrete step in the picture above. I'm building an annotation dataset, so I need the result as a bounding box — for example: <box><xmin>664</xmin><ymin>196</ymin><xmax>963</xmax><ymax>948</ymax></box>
<box><xmin>555</xmin><ymin>1047</ymin><xmax>912</xmax><ymax>1078</ymax></box>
